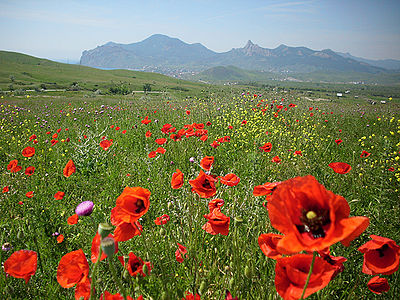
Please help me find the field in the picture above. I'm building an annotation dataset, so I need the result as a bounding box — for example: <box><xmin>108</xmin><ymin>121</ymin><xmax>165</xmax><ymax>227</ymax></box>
<box><xmin>1</xmin><ymin>81</ymin><xmax>400</xmax><ymax>299</ymax></box>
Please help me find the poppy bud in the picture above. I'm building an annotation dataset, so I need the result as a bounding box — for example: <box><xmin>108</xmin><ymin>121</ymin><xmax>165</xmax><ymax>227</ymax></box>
<box><xmin>98</xmin><ymin>223</ymin><xmax>113</xmax><ymax>239</ymax></box>
<box><xmin>159</xmin><ymin>227</ymin><xmax>166</xmax><ymax>236</ymax></box>
<box><xmin>244</xmin><ymin>265</ymin><xmax>252</xmax><ymax>278</ymax></box>
<box><xmin>199</xmin><ymin>281</ymin><xmax>207</xmax><ymax>295</ymax></box>
<box><xmin>101</xmin><ymin>237</ymin><xmax>115</xmax><ymax>258</ymax></box>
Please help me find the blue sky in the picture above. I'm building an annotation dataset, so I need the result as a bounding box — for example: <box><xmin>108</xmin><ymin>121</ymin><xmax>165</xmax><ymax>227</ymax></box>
<box><xmin>0</xmin><ymin>0</ymin><xmax>399</xmax><ymax>61</ymax></box>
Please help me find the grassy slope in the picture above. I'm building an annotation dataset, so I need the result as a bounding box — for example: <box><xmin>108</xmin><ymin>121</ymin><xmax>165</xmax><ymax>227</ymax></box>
<box><xmin>189</xmin><ymin>65</ymin><xmax>400</xmax><ymax>86</ymax></box>
<box><xmin>0</xmin><ymin>51</ymin><xmax>208</xmax><ymax>92</ymax></box>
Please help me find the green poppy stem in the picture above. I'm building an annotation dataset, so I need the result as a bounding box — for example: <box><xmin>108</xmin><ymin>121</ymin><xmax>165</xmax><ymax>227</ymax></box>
<box><xmin>89</xmin><ymin>246</ymin><xmax>102</xmax><ymax>300</ymax></box>
<box><xmin>300</xmin><ymin>251</ymin><xmax>317</xmax><ymax>300</ymax></box>
<box><xmin>109</xmin><ymin>257</ymin><xmax>127</xmax><ymax>300</ymax></box>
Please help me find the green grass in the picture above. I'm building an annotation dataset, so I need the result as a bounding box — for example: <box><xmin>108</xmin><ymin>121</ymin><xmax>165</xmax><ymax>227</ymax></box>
<box><xmin>0</xmin><ymin>50</ymin><xmax>209</xmax><ymax>95</ymax></box>
<box><xmin>0</xmin><ymin>87</ymin><xmax>399</xmax><ymax>299</ymax></box>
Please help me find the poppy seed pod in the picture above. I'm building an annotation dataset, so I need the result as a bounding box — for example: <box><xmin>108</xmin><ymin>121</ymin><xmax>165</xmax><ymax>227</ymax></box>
<box><xmin>101</xmin><ymin>237</ymin><xmax>116</xmax><ymax>258</ymax></box>
<box><xmin>98</xmin><ymin>223</ymin><xmax>113</xmax><ymax>239</ymax></box>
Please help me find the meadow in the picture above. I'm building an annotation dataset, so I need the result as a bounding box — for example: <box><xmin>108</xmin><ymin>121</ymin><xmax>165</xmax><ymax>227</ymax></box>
<box><xmin>0</xmin><ymin>87</ymin><xmax>399</xmax><ymax>300</ymax></box>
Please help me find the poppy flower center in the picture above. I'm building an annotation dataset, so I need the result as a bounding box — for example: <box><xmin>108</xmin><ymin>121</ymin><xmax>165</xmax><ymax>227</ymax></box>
<box><xmin>134</xmin><ymin>199</ymin><xmax>145</xmax><ymax>213</ymax></box>
<box><xmin>202</xmin><ymin>179</ymin><xmax>212</xmax><ymax>189</ymax></box>
<box><xmin>130</xmin><ymin>261</ymin><xmax>142</xmax><ymax>272</ymax></box>
<box><xmin>377</xmin><ymin>244</ymin><xmax>389</xmax><ymax>257</ymax></box>
<box><xmin>298</xmin><ymin>209</ymin><xmax>330</xmax><ymax>239</ymax></box>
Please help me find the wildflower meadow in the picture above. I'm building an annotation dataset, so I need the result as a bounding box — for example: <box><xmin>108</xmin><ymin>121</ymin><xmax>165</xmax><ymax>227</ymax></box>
<box><xmin>0</xmin><ymin>90</ymin><xmax>399</xmax><ymax>300</ymax></box>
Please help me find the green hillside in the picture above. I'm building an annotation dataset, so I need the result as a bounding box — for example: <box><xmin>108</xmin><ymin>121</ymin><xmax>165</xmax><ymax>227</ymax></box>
<box><xmin>0</xmin><ymin>50</ymin><xmax>208</xmax><ymax>93</ymax></box>
<box><xmin>189</xmin><ymin>65</ymin><xmax>400</xmax><ymax>86</ymax></box>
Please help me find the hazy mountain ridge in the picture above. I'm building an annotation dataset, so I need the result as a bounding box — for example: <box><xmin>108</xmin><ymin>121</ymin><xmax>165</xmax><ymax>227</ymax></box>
<box><xmin>80</xmin><ymin>34</ymin><xmax>387</xmax><ymax>74</ymax></box>
<box><xmin>336</xmin><ymin>51</ymin><xmax>400</xmax><ymax>70</ymax></box>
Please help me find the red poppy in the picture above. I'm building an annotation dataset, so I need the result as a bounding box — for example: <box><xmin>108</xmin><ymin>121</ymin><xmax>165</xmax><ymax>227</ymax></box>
<box><xmin>253</xmin><ymin>181</ymin><xmax>281</xmax><ymax>197</ymax></box>
<box><xmin>186</xmin><ymin>110</ymin><xmax>191</xmax><ymax>115</ymax></box>
<box><xmin>367</xmin><ymin>276</ymin><xmax>390</xmax><ymax>294</ymax></box>
<box><xmin>26</xmin><ymin>191</ymin><xmax>34</xmax><ymax>198</ymax></box>
<box><xmin>141</xmin><ymin>116</ymin><xmax>151</xmax><ymax>124</ymax></box>
<box><xmin>267</xmin><ymin>175</ymin><xmax>369</xmax><ymax>254</ymax></box>
<box><xmin>294</xmin><ymin>150</ymin><xmax>302</xmax><ymax>156</ymax></box>
<box><xmin>182</xmin><ymin>292</ymin><xmax>201</xmax><ymax>300</ymax></box>
<box><xmin>202</xmin><ymin>209</ymin><xmax>230</xmax><ymax>236</ymax></box>
<box><xmin>22</xmin><ymin>146</ymin><xmax>35</xmax><ymax>157</ymax></box>
<box><xmin>74</xmin><ymin>277</ymin><xmax>91</xmax><ymax>300</ymax></box>
<box><xmin>145</xmin><ymin>130</ymin><xmax>152</xmax><ymax>137</ymax></box>
<box><xmin>63</xmin><ymin>160</ymin><xmax>76</xmax><ymax>177</ymax></box>
<box><xmin>122</xmin><ymin>130</ymin><xmax>127</xmax><ymax>134</ymax></box>
<box><xmin>25</xmin><ymin>166</ymin><xmax>35</xmax><ymax>176</ymax></box>
<box><xmin>57</xmin><ymin>249</ymin><xmax>89</xmax><ymax>288</ymax></box>
<box><xmin>52</xmin><ymin>133</ymin><xmax>58</xmax><ymax>139</ymax></box>
<box><xmin>200</xmin><ymin>134</ymin><xmax>208</xmax><ymax>142</ymax></box>
<box><xmin>358</xmin><ymin>235</ymin><xmax>400</xmax><ymax>275</ymax></box>
<box><xmin>154</xmin><ymin>214</ymin><xmax>170</xmax><ymax>225</ymax></box>
<box><xmin>171</xmin><ymin>169</ymin><xmax>184</xmax><ymax>189</ymax></box>
<box><xmin>272</xmin><ymin>156</ymin><xmax>281</xmax><ymax>163</ymax></box>
<box><xmin>161</xmin><ymin>123</ymin><xmax>173</xmax><ymax>134</ymax></box>
<box><xmin>2</xmin><ymin>186</ymin><xmax>9</xmax><ymax>193</ymax></box>
<box><xmin>189</xmin><ymin>171</ymin><xmax>217</xmax><ymax>198</ymax></box>
<box><xmin>4</xmin><ymin>250</ymin><xmax>37</xmax><ymax>283</ymax></box>
<box><xmin>259</xmin><ymin>142</ymin><xmax>272</xmax><ymax>152</ymax></box>
<box><xmin>100</xmin><ymin>140</ymin><xmax>113</xmax><ymax>151</ymax></box>
<box><xmin>67</xmin><ymin>214</ymin><xmax>79</xmax><ymax>225</ymax></box>
<box><xmin>155</xmin><ymin>138</ymin><xmax>167</xmax><ymax>145</ymax></box>
<box><xmin>91</xmin><ymin>233</ymin><xmax>119</xmax><ymax>263</ymax></box>
<box><xmin>113</xmin><ymin>221</ymin><xmax>142</xmax><ymax>242</ymax></box>
<box><xmin>241</xmin><ymin>120</ymin><xmax>247</xmax><ymax>125</ymax></box>
<box><xmin>29</xmin><ymin>134</ymin><xmax>37</xmax><ymax>141</ymax></box>
<box><xmin>111</xmin><ymin>186</ymin><xmax>150</xmax><ymax>242</ymax></box>
<box><xmin>57</xmin><ymin>234</ymin><xmax>65</xmax><ymax>244</ymax></box>
<box><xmin>7</xmin><ymin>159</ymin><xmax>22</xmax><ymax>173</ymax></box>
<box><xmin>210</xmin><ymin>141</ymin><xmax>220</xmax><ymax>148</ymax></box>
<box><xmin>360</xmin><ymin>150</ymin><xmax>371</xmax><ymax>158</ymax></box>
<box><xmin>54</xmin><ymin>191</ymin><xmax>65</xmax><ymax>200</ymax></box>
<box><xmin>318</xmin><ymin>249</ymin><xmax>347</xmax><ymax>279</ymax></box>
<box><xmin>148</xmin><ymin>151</ymin><xmax>157</xmax><ymax>158</ymax></box>
<box><xmin>328</xmin><ymin>162</ymin><xmax>351</xmax><ymax>174</ymax></box>
<box><xmin>156</xmin><ymin>147</ymin><xmax>166</xmax><ymax>154</ymax></box>
<box><xmin>219</xmin><ymin>173</ymin><xmax>240</xmax><ymax>186</ymax></box>
<box><xmin>119</xmin><ymin>252</ymin><xmax>152</xmax><ymax>277</ymax></box>
<box><xmin>115</xmin><ymin>127</ymin><xmax>120</xmax><ymax>131</ymax></box>
<box><xmin>335</xmin><ymin>139</ymin><xmax>343</xmax><ymax>145</ymax></box>
<box><xmin>175</xmin><ymin>243</ymin><xmax>188</xmax><ymax>263</ymax></box>
<box><xmin>225</xmin><ymin>290</ymin><xmax>238</xmax><ymax>300</ymax></box>
<box><xmin>207</xmin><ymin>199</ymin><xmax>225</xmax><ymax>213</ymax></box>
<box><xmin>275</xmin><ymin>254</ymin><xmax>336</xmax><ymax>300</ymax></box>
<box><xmin>200</xmin><ymin>156</ymin><xmax>214</xmax><ymax>171</ymax></box>
<box><xmin>100</xmin><ymin>291</ymin><xmax>138</xmax><ymax>300</ymax></box>
<box><xmin>258</xmin><ymin>233</ymin><xmax>284</xmax><ymax>259</ymax></box>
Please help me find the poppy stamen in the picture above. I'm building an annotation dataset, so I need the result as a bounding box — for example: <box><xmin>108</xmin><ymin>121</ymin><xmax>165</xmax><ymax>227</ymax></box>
<box><xmin>299</xmin><ymin>209</ymin><xmax>330</xmax><ymax>239</ymax></box>
<box><xmin>135</xmin><ymin>199</ymin><xmax>145</xmax><ymax>213</ymax></box>
<box><xmin>377</xmin><ymin>244</ymin><xmax>389</xmax><ymax>257</ymax></box>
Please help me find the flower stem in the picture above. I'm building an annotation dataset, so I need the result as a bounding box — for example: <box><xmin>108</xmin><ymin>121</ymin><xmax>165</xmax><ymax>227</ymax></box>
<box><xmin>90</xmin><ymin>246</ymin><xmax>102</xmax><ymax>300</ymax></box>
<box><xmin>300</xmin><ymin>252</ymin><xmax>317</xmax><ymax>300</ymax></box>
<box><xmin>109</xmin><ymin>257</ymin><xmax>127</xmax><ymax>300</ymax></box>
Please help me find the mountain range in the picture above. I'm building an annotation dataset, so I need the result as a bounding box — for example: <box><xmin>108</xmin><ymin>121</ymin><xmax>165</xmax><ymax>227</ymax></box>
<box><xmin>80</xmin><ymin>34</ymin><xmax>400</xmax><ymax>82</ymax></box>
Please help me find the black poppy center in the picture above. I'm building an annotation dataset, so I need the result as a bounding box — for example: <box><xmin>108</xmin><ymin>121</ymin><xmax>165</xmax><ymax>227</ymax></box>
<box><xmin>202</xmin><ymin>179</ymin><xmax>212</xmax><ymax>189</ymax></box>
<box><xmin>377</xmin><ymin>244</ymin><xmax>389</xmax><ymax>257</ymax></box>
<box><xmin>135</xmin><ymin>199</ymin><xmax>145</xmax><ymax>213</ymax></box>
<box><xmin>297</xmin><ymin>209</ymin><xmax>330</xmax><ymax>239</ymax></box>
<box><xmin>130</xmin><ymin>261</ymin><xmax>142</xmax><ymax>272</ymax></box>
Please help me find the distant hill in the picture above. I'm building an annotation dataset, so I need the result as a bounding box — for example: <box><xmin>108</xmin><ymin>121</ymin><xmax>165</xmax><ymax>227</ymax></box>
<box><xmin>0</xmin><ymin>50</ymin><xmax>207</xmax><ymax>92</ymax></box>
<box><xmin>80</xmin><ymin>34</ymin><xmax>387</xmax><ymax>74</ymax></box>
<box><xmin>190</xmin><ymin>65</ymin><xmax>400</xmax><ymax>86</ymax></box>
<box><xmin>336</xmin><ymin>52</ymin><xmax>400</xmax><ymax>71</ymax></box>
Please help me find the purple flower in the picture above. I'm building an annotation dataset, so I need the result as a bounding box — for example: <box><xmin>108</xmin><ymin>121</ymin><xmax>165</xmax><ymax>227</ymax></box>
<box><xmin>75</xmin><ymin>201</ymin><xmax>94</xmax><ymax>216</ymax></box>
<box><xmin>2</xmin><ymin>242</ymin><xmax>12</xmax><ymax>252</ymax></box>
<box><xmin>189</xmin><ymin>157</ymin><xmax>195</xmax><ymax>163</ymax></box>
